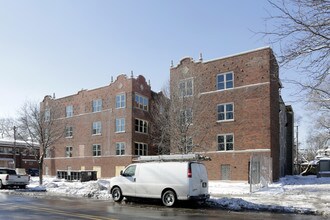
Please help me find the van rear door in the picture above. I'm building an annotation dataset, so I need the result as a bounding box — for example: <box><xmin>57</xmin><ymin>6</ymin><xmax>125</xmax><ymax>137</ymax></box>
<box><xmin>189</xmin><ymin>162</ymin><xmax>208</xmax><ymax>196</ymax></box>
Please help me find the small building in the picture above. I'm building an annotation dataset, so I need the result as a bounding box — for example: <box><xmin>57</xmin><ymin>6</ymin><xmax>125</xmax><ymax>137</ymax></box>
<box><xmin>318</xmin><ymin>158</ymin><xmax>330</xmax><ymax>178</ymax></box>
<box><xmin>0</xmin><ymin>138</ymin><xmax>39</xmax><ymax>170</ymax></box>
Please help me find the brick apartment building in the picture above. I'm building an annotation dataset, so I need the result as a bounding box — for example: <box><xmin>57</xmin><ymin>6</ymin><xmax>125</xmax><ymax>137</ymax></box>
<box><xmin>43</xmin><ymin>75</ymin><xmax>159</xmax><ymax>178</ymax></box>
<box><xmin>170</xmin><ymin>47</ymin><xmax>294</xmax><ymax>181</ymax></box>
<box><xmin>42</xmin><ymin>47</ymin><xmax>293</xmax><ymax>181</ymax></box>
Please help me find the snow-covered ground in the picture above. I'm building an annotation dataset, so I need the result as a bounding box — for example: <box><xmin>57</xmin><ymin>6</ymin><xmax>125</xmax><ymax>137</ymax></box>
<box><xmin>4</xmin><ymin>175</ymin><xmax>330</xmax><ymax>217</ymax></box>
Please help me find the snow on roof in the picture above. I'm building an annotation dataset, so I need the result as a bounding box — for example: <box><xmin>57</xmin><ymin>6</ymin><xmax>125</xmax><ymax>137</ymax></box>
<box><xmin>0</xmin><ymin>138</ymin><xmax>39</xmax><ymax>147</ymax></box>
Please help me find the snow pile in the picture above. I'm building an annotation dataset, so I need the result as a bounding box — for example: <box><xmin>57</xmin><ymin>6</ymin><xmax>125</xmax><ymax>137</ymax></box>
<box><xmin>209</xmin><ymin>175</ymin><xmax>330</xmax><ymax>216</ymax></box>
<box><xmin>25</xmin><ymin>175</ymin><xmax>330</xmax><ymax>216</ymax></box>
<box><xmin>29</xmin><ymin>177</ymin><xmax>112</xmax><ymax>200</ymax></box>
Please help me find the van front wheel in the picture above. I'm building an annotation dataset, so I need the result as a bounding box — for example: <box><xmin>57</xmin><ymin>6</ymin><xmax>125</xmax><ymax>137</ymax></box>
<box><xmin>162</xmin><ymin>190</ymin><xmax>176</xmax><ymax>207</ymax></box>
<box><xmin>111</xmin><ymin>187</ymin><xmax>123</xmax><ymax>202</ymax></box>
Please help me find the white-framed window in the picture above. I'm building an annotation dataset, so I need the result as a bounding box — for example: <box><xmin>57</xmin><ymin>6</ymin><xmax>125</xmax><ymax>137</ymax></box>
<box><xmin>115</xmin><ymin>118</ymin><xmax>125</xmax><ymax>133</ymax></box>
<box><xmin>116</xmin><ymin>93</ymin><xmax>126</xmax><ymax>108</ymax></box>
<box><xmin>135</xmin><ymin>118</ymin><xmax>148</xmax><ymax>134</ymax></box>
<box><xmin>134</xmin><ymin>142</ymin><xmax>148</xmax><ymax>156</ymax></box>
<box><xmin>44</xmin><ymin>109</ymin><xmax>50</xmax><ymax>122</ymax></box>
<box><xmin>92</xmin><ymin>121</ymin><xmax>102</xmax><ymax>135</ymax></box>
<box><xmin>217</xmin><ymin>72</ymin><xmax>234</xmax><ymax>90</ymax></box>
<box><xmin>179</xmin><ymin>78</ymin><xmax>193</xmax><ymax>97</ymax></box>
<box><xmin>217</xmin><ymin>103</ymin><xmax>234</xmax><ymax>121</ymax></box>
<box><xmin>116</xmin><ymin>142</ymin><xmax>126</xmax><ymax>155</ymax></box>
<box><xmin>65</xmin><ymin>146</ymin><xmax>73</xmax><ymax>157</ymax></box>
<box><xmin>66</xmin><ymin>105</ymin><xmax>73</xmax><ymax>118</ymax></box>
<box><xmin>92</xmin><ymin>144</ymin><xmax>101</xmax><ymax>156</ymax></box>
<box><xmin>65</xmin><ymin>126</ymin><xmax>73</xmax><ymax>138</ymax></box>
<box><xmin>217</xmin><ymin>134</ymin><xmax>234</xmax><ymax>151</ymax></box>
<box><xmin>134</xmin><ymin>93</ymin><xmax>149</xmax><ymax>111</ymax></box>
<box><xmin>180</xmin><ymin>108</ymin><xmax>193</xmax><ymax>126</ymax></box>
<box><xmin>92</xmin><ymin>99</ymin><xmax>102</xmax><ymax>112</ymax></box>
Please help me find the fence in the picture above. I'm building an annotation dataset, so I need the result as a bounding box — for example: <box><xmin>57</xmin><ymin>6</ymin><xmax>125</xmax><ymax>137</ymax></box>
<box><xmin>57</xmin><ymin>170</ymin><xmax>97</xmax><ymax>182</ymax></box>
<box><xmin>249</xmin><ymin>154</ymin><xmax>272</xmax><ymax>193</ymax></box>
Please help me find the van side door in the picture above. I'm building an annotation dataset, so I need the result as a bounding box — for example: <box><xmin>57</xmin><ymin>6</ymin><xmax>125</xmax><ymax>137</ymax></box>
<box><xmin>120</xmin><ymin>165</ymin><xmax>137</xmax><ymax>197</ymax></box>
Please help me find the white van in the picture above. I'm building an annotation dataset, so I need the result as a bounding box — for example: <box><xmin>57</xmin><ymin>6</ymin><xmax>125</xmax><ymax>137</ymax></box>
<box><xmin>109</xmin><ymin>155</ymin><xmax>210</xmax><ymax>207</ymax></box>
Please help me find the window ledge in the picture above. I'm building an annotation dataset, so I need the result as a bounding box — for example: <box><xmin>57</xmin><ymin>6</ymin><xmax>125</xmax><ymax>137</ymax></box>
<box><xmin>115</xmin><ymin>131</ymin><xmax>126</xmax><ymax>134</ymax></box>
<box><xmin>92</xmin><ymin>134</ymin><xmax>102</xmax><ymax>136</ymax></box>
<box><xmin>216</xmin><ymin>87</ymin><xmax>234</xmax><ymax>92</ymax></box>
<box><xmin>217</xmin><ymin>119</ymin><xmax>235</xmax><ymax>123</ymax></box>
<box><xmin>134</xmin><ymin>131</ymin><xmax>148</xmax><ymax>135</ymax></box>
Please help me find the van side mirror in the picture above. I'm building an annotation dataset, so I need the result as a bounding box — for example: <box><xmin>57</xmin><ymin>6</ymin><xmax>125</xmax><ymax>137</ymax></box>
<box><xmin>120</xmin><ymin>170</ymin><xmax>124</xmax><ymax>176</ymax></box>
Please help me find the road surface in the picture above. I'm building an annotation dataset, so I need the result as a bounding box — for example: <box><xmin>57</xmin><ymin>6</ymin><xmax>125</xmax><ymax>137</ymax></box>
<box><xmin>0</xmin><ymin>193</ymin><xmax>326</xmax><ymax>220</ymax></box>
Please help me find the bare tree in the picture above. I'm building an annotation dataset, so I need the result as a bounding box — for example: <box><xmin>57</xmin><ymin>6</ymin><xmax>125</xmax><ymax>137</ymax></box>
<box><xmin>17</xmin><ymin>100</ymin><xmax>64</xmax><ymax>185</ymax></box>
<box><xmin>169</xmin><ymin>72</ymin><xmax>210</xmax><ymax>154</ymax></box>
<box><xmin>0</xmin><ymin>117</ymin><xmax>15</xmax><ymax>139</ymax></box>
<box><xmin>303</xmin><ymin>131</ymin><xmax>329</xmax><ymax>161</ymax></box>
<box><xmin>149</xmin><ymin>84</ymin><xmax>171</xmax><ymax>155</ymax></box>
<box><xmin>263</xmin><ymin>0</ymin><xmax>329</xmax><ymax>106</ymax></box>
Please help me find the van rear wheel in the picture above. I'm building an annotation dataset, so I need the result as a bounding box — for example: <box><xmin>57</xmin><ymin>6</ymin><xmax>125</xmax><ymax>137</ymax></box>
<box><xmin>111</xmin><ymin>187</ymin><xmax>123</xmax><ymax>202</ymax></box>
<box><xmin>162</xmin><ymin>190</ymin><xmax>176</xmax><ymax>207</ymax></box>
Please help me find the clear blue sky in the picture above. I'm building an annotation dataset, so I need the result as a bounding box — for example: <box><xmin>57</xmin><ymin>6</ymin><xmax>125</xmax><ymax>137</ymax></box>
<box><xmin>0</xmin><ymin>1</ymin><xmax>308</xmax><ymax>144</ymax></box>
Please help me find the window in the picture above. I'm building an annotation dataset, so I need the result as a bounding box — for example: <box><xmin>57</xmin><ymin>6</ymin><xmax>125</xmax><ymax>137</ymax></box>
<box><xmin>92</xmin><ymin>121</ymin><xmax>102</xmax><ymax>135</ymax></box>
<box><xmin>66</xmin><ymin>105</ymin><xmax>73</xmax><ymax>117</ymax></box>
<box><xmin>123</xmin><ymin>165</ymin><xmax>136</xmax><ymax>177</ymax></box>
<box><xmin>116</xmin><ymin>142</ymin><xmax>125</xmax><ymax>155</ymax></box>
<box><xmin>116</xmin><ymin>93</ymin><xmax>126</xmax><ymax>108</ymax></box>
<box><xmin>135</xmin><ymin>119</ymin><xmax>148</xmax><ymax>134</ymax></box>
<box><xmin>92</xmin><ymin>99</ymin><xmax>102</xmax><ymax>112</ymax></box>
<box><xmin>92</xmin><ymin>144</ymin><xmax>101</xmax><ymax>156</ymax></box>
<box><xmin>217</xmin><ymin>103</ymin><xmax>234</xmax><ymax>121</ymax></box>
<box><xmin>217</xmin><ymin>72</ymin><xmax>233</xmax><ymax>90</ymax></box>
<box><xmin>65</xmin><ymin>126</ymin><xmax>73</xmax><ymax>138</ymax></box>
<box><xmin>179</xmin><ymin>78</ymin><xmax>193</xmax><ymax>97</ymax></box>
<box><xmin>44</xmin><ymin>109</ymin><xmax>50</xmax><ymax>122</ymax></box>
<box><xmin>134</xmin><ymin>94</ymin><xmax>149</xmax><ymax>111</ymax></box>
<box><xmin>217</xmin><ymin>134</ymin><xmax>234</xmax><ymax>151</ymax></box>
<box><xmin>65</xmin><ymin>146</ymin><xmax>73</xmax><ymax>157</ymax></box>
<box><xmin>134</xmin><ymin>142</ymin><xmax>148</xmax><ymax>156</ymax></box>
<box><xmin>115</xmin><ymin>118</ymin><xmax>125</xmax><ymax>132</ymax></box>
<box><xmin>180</xmin><ymin>108</ymin><xmax>193</xmax><ymax>126</ymax></box>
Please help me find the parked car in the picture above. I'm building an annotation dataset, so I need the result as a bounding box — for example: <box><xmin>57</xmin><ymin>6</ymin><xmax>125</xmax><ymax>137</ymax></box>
<box><xmin>26</xmin><ymin>168</ymin><xmax>39</xmax><ymax>176</ymax></box>
<box><xmin>109</xmin><ymin>156</ymin><xmax>209</xmax><ymax>207</ymax></box>
<box><xmin>0</xmin><ymin>167</ymin><xmax>30</xmax><ymax>189</ymax></box>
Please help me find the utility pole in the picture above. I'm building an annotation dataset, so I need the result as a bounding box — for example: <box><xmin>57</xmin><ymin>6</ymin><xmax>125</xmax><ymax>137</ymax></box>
<box><xmin>295</xmin><ymin>125</ymin><xmax>299</xmax><ymax>174</ymax></box>
<box><xmin>13</xmin><ymin>126</ymin><xmax>17</xmax><ymax>168</ymax></box>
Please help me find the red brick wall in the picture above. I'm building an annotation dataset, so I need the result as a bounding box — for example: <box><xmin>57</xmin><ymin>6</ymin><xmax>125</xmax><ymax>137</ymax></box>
<box><xmin>44</xmin><ymin>156</ymin><xmax>132</xmax><ymax>177</ymax></box>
